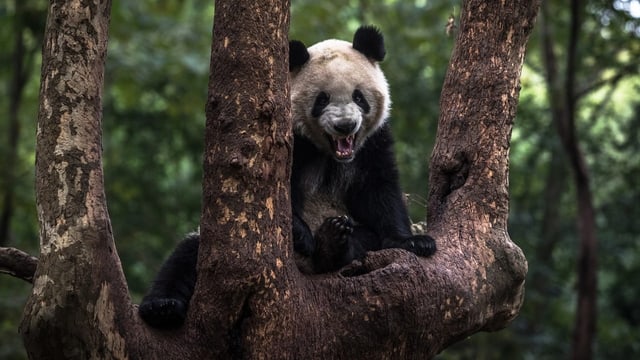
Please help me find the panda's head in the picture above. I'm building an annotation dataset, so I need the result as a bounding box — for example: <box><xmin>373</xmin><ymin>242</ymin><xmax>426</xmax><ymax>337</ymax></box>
<box><xmin>289</xmin><ymin>26</ymin><xmax>390</xmax><ymax>163</ymax></box>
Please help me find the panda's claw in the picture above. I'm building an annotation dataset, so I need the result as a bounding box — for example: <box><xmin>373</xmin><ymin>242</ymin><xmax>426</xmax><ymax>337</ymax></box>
<box><xmin>139</xmin><ymin>297</ymin><xmax>187</xmax><ymax>329</ymax></box>
<box><xmin>403</xmin><ymin>235</ymin><xmax>437</xmax><ymax>257</ymax></box>
<box><xmin>326</xmin><ymin>216</ymin><xmax>354</xmax><ymax>243</ymax></box>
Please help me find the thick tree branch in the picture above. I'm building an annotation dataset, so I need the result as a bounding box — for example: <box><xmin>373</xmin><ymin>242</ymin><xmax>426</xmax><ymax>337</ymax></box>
<box><xmin>0</xmin><ymin>247</ymin><xmax>37</xmax><ymax>283</ymax></box>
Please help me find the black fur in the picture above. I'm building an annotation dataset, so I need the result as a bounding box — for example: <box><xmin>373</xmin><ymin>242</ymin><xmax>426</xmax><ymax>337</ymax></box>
<box><xmin>352</xmin><ymin>89</ymin><xmax>370</xmax><ymax>114</ymax></box>
<box><xmin>291</xmin><ymin>126</ymin><xmax>436</xmax><ymax>273</ymax></box>
<box><xmin>139</xmin><ymin>127</ymin><xmax>436</xmax><ymax>328</ymax></box>
<box><xmin>139</xmin><ymin>27</ymin><xmax>436</xmax><ymax>329</ymax></box>
<box><xmin>138</xmin><ymin>232</ymin><xmax>198</xmax><ymax>328</ymax></box>
<box><xmin>311</xmin><ymin>92</ymin><xmax>330</xmax><ymax>118</ymax></box>
<box><xmin>289</xmin><ymin>40</ymin><xmax>310</xmax><ymax>71</ymax></box>
<box><xmin>352</xmin><ymin>25</ymin><xmax>386</xmax><ymax>62</ymax></box>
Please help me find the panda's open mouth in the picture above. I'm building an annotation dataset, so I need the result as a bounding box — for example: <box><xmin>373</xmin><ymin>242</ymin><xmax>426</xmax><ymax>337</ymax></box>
<box><xmin>328</xmin><ymin>134</ymin><xmax>356</xmax><ymax>161</ymax></box>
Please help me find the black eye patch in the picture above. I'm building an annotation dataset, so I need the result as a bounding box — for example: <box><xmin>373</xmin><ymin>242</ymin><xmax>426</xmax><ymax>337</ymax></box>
<box><xmin>352</xmin><ymin>89</ymin><xmax>370</xmax><ymax>114</ymax></box>
<box><xmin>312</xmin><ymin>91</ymin><xmax>330</xmax><ymax>117</ymax></box>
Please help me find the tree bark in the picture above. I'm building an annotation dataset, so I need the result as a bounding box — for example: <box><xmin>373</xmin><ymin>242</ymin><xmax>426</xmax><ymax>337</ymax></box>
<box><xmin>193</xmin><ymin>0</ymin><xmax>293</xmax><ymax>357</ymax></box>
<box><xmin>12</xmin><ymin>0</ymin><xmax>539</xmax><ymax>358</ymax></box>
<box><xmin>424</xmin><ymin>0</ymin><xmax>539</xmax><ymax>348</ymax></box>
<box><xmin>18</xmin><ymin>0</ymin><xmax>139</xmax><ymax>358</ymax></box>
<box><xmin>0</xmin><ymin>247</ymin><xmax>37</xmax><ymax>282</ymax></box>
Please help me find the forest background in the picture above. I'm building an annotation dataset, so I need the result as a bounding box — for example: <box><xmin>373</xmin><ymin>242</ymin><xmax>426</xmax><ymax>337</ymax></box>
<box><xmin>1</xmin><ymin>0</ymin><xmax>638</xmax><ymax>358</ymax></box>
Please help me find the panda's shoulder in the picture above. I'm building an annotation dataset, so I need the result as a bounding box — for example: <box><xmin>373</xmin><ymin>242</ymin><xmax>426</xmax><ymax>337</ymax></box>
<box><xmin>292</xmin><ymin>134</ymin><xmax>322</xmax><ymax>162</ymax></box>
<box><xmin>354</xmin><ymin>123</ymin><xmax>397</xmax><ymax>169</ymax></box>
<box><xmin>360</xmin><ymin>124</ymin><xmax>395</xmax><ymax>155</ymax></box>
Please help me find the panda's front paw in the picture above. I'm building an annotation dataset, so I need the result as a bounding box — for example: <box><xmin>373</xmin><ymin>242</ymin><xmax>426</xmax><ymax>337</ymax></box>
<box><xmin>139</xmin><ymin>297</ymin><xmax>187</xmax><ymax>329</ymax></box>
<box><xmin>403</xmin><ymin>234</ymin><xmax>437</xmax><ymax>257</ymax></box>
<box><xmin>319</xmin><ymin>216</ymin><xmax>354</xmax><ymax>248</ymax></box>
<box><xmin>313</xmin><ymin>216</ymin><xmax>354</xmax><ymax>272</ymax></box>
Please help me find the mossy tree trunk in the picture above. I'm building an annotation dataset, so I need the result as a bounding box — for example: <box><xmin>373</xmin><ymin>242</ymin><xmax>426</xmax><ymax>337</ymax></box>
<box><xmin>10</xmin><ymin>0</ymin><xmax>540</xmax><ymax>358</ymax></box>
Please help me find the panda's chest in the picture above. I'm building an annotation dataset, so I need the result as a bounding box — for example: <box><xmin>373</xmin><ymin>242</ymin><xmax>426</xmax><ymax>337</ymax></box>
<box><xmin>299</xmin><ymin>160</ymin><xmax>356</xmax><ymax>232</ymax></box>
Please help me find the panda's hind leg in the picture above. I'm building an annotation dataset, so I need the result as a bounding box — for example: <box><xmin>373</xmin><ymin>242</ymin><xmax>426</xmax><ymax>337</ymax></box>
<box><xmin>138</xmin><ymin>297</ymin><xmax>188</xmax><ymax>329</ymax></box>
<box><xmin>139</xmin><ymin>233</ymin><xmax>199</xmax><ymax>329</ymax></box>
<box><xmin>383</xmin><ymin>234</ymin><xmax>437</xmax><ymax>257</ymax></box>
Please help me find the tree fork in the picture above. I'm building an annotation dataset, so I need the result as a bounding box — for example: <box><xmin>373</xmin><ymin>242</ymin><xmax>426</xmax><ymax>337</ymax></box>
<box><xmin>192</xmin><ymin>0</ymin><xmax>540</xmax><ymax>357</ymax></box>
<box><xmin>8</xmin><ymin>0</ymin><xmax>541</xmax><ymax>358</ymax></box>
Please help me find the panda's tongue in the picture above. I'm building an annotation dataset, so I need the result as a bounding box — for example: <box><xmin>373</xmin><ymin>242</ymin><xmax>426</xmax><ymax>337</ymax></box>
<box><xmin>335</xmin><ymin>135</ymin><xmax>354</xmax><ymax>158</ymax></box>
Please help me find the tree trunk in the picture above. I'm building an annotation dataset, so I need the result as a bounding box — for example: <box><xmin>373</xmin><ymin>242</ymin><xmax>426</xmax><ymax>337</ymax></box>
<box><xmin>12</xmin><ymin>0</ymin><xmax>539</xmax><ymax>358</ymax></box>
<box><xmin>566</xmin><ymin>1</ymin><xmax>597</xmax><ymax>358</ymax></box>
<box><xmin>540</xmin><ymin>1</ymin><xmax>598</xmax><ymax>358</ymax></box>
<box><xmin>425</xmin><ymin>0</ymin><xmax>539</xmax><ymax>347</ymax></box>
<box><xmin>193</xmin><ymin>0</ymin><xmax>294</xmax><ymax>357</ymax></box>
<box><xmin>18</xmin><ymin>0</ymin><xmax>136</xmax><ymax>358</ymax></box>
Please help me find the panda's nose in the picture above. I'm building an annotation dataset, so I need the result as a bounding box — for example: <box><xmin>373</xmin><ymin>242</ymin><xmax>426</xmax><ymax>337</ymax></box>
<box><xmin>333</xmin><ymin>121</ymin><xmax>357</xmax><ymax>135</ymax></box>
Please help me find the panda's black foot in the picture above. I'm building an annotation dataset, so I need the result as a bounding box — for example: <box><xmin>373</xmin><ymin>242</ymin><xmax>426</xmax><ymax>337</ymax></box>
<box><xmin>397</xmin><ymin>234</ymin><xmax>437</xmax><ymax>257</ymax></box>
<box><xmin>313</xmin><ymin>216</ymin><xmax>355</xmax><ymax>273</ymax></box>
<box><xmin>139</xmin><ymin>297</ymin><xmax>187</xmax><ymax>329</ymax></box>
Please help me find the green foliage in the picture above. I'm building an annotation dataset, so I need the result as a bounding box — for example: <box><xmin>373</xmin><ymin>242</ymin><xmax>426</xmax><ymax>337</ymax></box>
<box><xmin>104</xmin><ymin>0</ymin><xmax>213</xmax><ymax>296</ymax></box>
<box><xmin>0</xmin><ymin>0</ymin><xmax>639</xmax><ymax>358</ymax></box>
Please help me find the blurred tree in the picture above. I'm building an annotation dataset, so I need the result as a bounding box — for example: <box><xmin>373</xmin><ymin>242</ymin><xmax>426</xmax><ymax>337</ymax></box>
<box><xmin>0</xmin><ymin>1</ymin><xmax>45</xmax><ymax>248</ymax></box>
<box><xmin>540</xmin><ymin>1</ymin><xmax>600</xmax><ymax>358</ymax></box>
<box><xmin>103</xmin><ymin>0</ymin><xmax>213</xmax><ymax>295</ymax></box>
<box><xmin>0</xmin><ymin>2</ymin><xmax>46</xmax><ymax>359</ymax></box>
<box><xmin>501</xmin><ymin>0</ymin><xmax>640</xmax><ymax>359</ymax></box>
<box><xmin>539</xmin><ymin>1</ymin><xmax>638</xmax><ymax>359</ymax></box>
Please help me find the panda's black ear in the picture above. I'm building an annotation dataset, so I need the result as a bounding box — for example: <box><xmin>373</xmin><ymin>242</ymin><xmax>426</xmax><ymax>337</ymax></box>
<box><xmin>352</xmin><ymin>25</ymin><xmax>386</xmax><ymax>62</ymax></box>
<box><xmin>289</xmin><ymin>40</ymin><xmax>310</xmax><ymax>71</ymax></box>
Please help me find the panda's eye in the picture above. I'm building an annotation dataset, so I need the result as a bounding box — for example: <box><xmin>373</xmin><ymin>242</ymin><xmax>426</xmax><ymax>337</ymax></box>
<box><xmin>352</xmin><ymin>89</ymin><xmax>370</xmax><ymax>113</ymax></box>
<box><xmin>312</xmin><ymin>91</ymin><xmax>330</xmax><ymax>117</ymax></box>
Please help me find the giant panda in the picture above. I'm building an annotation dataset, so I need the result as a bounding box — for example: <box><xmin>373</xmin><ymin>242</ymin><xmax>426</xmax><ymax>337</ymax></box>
<box><xmin>139</xmin><ymin>25</ymin><xmax>436</xmax><ymax>329</ymax></box>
